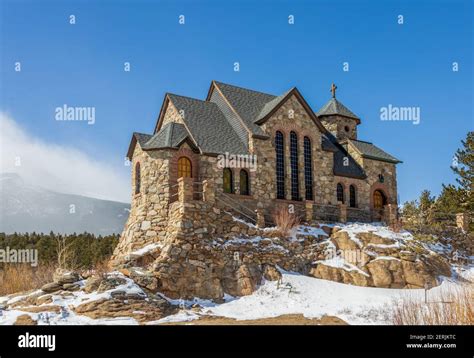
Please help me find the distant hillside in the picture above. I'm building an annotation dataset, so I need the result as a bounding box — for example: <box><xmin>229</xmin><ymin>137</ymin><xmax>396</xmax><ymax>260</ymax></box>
<box><xmin>0</xmin><ymin>173</ymin><xmax>130</xmax><ymax>235</ymax></box>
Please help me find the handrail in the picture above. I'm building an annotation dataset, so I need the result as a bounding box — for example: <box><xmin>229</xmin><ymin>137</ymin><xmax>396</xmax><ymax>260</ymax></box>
<box><xmin>218</xmin><ymin>196</ymin><xmax>256</xmax><ymax>221</ymax></box>
<box><xmin>215</xmin><ymin>196</ymin><xmax>257</xmax><ymax>224</ymax></box>
<box><xmin>218</xmin><ymin>192</ymin><xmax>256</xmax><ymax>217</ymax></box>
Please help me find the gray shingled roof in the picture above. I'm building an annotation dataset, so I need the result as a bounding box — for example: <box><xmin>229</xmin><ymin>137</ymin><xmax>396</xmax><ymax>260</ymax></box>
<box><xmin>134</xmin><ymin>132</ymin><xmax>152</xmax><ymax>146</ymax></box>
<box><xmin>167</xmin><ymin>93</ymin><xmax>248</xmax><ymax>155</ymax></box>
<box><xmin>213</xmin><ymin>81</ymin><xmax>275</xmax><ymax>136</ymax></box>
<box><xmin>321</xmin><ymin>133</ymin><xmax>338</xmax><ymax>152</ymax></box>
<box><xmin>349</xmin><ymin>139</ymin><xmax>402</xmax><ymax>163</ymax></box>
<box><xmin>256</xmin><ymin>88</ymin><xmax>294</xmax><ymax>122</ymax></box>
<box><xmin>143</xmin><ymin>122</ymin><xmax>191</xmax><ymax>150</ymax></box>
<box><xmin>317</xmin><ymin>98</ymin><xmax>360</xmax><ymax>121</ymax></box>
<box><xmin>323</xmin><ymin>132</ymin><xmax>366</xmax><ymax>178</ymax></box>
<box><xmin>333</xmin><ymin>149</ymin><xmax>367</xmax><ymax>179</ymax></box>
<box><xmin>127</xmin><ymin>81</ymin><xmax>400</xmax><ymax>179</ymax></box>
<box><xmin>126</xmin><ymin>132</ymin><xmax>152</xmax><ymax>159</ymax></box>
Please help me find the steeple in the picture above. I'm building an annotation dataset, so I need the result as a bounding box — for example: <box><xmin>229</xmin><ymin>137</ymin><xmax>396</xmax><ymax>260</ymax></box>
<box><xmin>317</xmin><ymin>84</ymin><xmax>360</xmax><ymax>141</ymax></box>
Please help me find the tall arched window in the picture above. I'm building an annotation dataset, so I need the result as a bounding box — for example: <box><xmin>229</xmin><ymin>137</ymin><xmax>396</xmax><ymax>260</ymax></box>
<box><xmin>240</xmin><ymin>169</ymin><xmax>250</xmax><ymax>195</ymax></box>
<box><xmin>303</xmin><ymin>136</ymin><xmax>313</xmax><ymax>200</ymax></box>
<box><xmin>349</xmin><ymin>185</ymin><xmax>357</xmax><ymax>208</ymax></box>
<box><xmin>223</xmin><ymin>168</ymin><xmax>233</xmax><ymax>193</ymax></box>
<box><xmin>290</xmin><ymin>131</ymin><xmax>299</xmax><ymax>201</ymax></box>
<box><xmin>275</xmin><ymin>131</ymin><xmax>285</xmax><ymax>199</ymax></box>
<box><xmin>336</xmin><ymin>183</ymin><xmax>344</xmax><ymax>203</ymax></box>
<box><xmin>177</xmin><ymin>157</ymin><xmax>192</xmax><ymax>178</ymax></box>
<box><xmin>135</xmin><ymin>162</ymin><xmax>141</xmax><ymax>194</ymax></box>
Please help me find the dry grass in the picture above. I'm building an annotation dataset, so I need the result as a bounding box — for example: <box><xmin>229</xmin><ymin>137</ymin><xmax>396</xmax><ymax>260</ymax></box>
<box><xmin>392</xmin><ymin>281</ymin><xmax>474</xmax><ymax>325</ymax></box>
<box><xmin>272</xmin><ymin>206</ymin><xmax>301</xmax><ymax>237</ymax></box>
<box><xmin>0</xmin><ymin>264</ymin><xmax>56</xmax><ymax>296</ymax></box>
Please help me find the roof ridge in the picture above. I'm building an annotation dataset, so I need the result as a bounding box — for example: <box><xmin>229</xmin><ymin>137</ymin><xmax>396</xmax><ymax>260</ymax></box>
<box><xmin>214</xmin><ymin>81</ymin><xmax>277</xmax><ymax>97</ymax></box>
<box><xmin>167</xmin><ymin>92</ymin><xmax>213</xmax><ymax>104</ymax></box>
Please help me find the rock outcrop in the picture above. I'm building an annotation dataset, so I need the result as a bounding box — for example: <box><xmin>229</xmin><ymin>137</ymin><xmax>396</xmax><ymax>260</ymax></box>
<box><xmin>113</xmin><ymin>217</ymin><xmax>452</xmax><ymax>300</ymax></box>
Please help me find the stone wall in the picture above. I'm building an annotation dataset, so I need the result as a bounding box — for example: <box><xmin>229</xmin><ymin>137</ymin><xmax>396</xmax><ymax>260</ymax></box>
<box><xmin>320</xmin><ymin>115</ymin><xmax>358</xmax><ymax>141</ymax></box>
<box><xmin>113</xmin><ymin>145</ymin><xmax>173</xmax><ymax>259</ymax></box>
<box><xmin>114</xmin><ymin>93</ymin><xmax>400</xmax><ymax>262</ymax></box>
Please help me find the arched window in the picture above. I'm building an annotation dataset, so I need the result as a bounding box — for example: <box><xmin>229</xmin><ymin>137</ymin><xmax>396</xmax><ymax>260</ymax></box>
<box><xmin>177</xmin><ymin>157</ymin><xmax>192</xmax><ymax>178</ymax></box>
<box><xmin>240</xmin><ymin>169</ymin><xmax>250</xmax><ymax>195</ymax></box>
<box><xmin>275</xmin><ymin>131</ymin><xmax>285</xmax><ymax>199</ymax></box>
<box><xmin>303</xmin><ymin>136</ymin><xmax>313</xmax><ymax>200</ymax></box>
<box><xmin>336</xmin><ymin>183</ymin><xmax>344</xmax><ymax>203</ymax></box>
<box><xmin>349</xmin><ymin>185</ymin><xmax>357</xmax><ymax>208</ymax></box>
<box><xmin>223</xmin><ymin>168</ymin><xmax>233</xmax><ymax>193</ymax></box>
<box><xmin>135</xmin><ymin>162</ymin><xmax>141</xmax><ymax>194</ymax></box>
<box><xmin>290</xmin><ymin>131</ymin><xmax>299</xmax><ymax>201</ymax></box>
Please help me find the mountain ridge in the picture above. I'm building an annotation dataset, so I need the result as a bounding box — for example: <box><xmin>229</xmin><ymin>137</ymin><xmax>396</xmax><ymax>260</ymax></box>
<box><xmin>0</xmin><ymin>172</ymin><xmax>130</xmax><ymax>235</ymax></box>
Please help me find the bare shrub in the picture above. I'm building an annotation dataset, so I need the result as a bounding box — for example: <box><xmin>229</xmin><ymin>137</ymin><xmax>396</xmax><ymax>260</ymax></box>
<box><xmin>272</xmin><ymin>206</ymin><xmax>301</xmax><ymax>237</ymax></box>
<box><xmin>392</xmin><ymin>282</ymin><xmax>474</xmax><ymax>325</ymax></box>
<box><xmin>55</xmin><ymin>236</ymin><xmax>78</xmax><ymax>271</ymax></box>
<box><xmin>0</xmin><ymin>264</ymin><xmax>55</xmax><ymax>295</ymax></box>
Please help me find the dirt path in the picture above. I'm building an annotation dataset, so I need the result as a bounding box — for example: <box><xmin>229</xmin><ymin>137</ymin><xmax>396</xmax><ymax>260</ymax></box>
<box><xmin>164</xmin><ymin>314</ymin><xmax>348</xmax><ymax>325</ymax></box>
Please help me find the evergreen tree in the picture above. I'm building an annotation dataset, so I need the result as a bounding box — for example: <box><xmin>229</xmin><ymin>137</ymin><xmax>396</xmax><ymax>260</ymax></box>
<box><xmin>451</xmin><ymin>131</ymin><xmax>474</xmax><ymax>212</ymax></box>
<box><xmin>419</xmin><ymin>190</ymin><xmax>435</xmax><ymax>224</ymax></box>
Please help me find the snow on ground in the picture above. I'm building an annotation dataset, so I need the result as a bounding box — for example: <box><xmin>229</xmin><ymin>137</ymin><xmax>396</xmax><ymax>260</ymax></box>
<box><xmin>0</xmin><ymin>223</ymin><xmax>471</xmax><ymax>325</ymax></box>
<box><xmin>0</xmin><ymin>272</ymin><xmax>143</xmax><ymax>326</ymax></box>
<box><xmin>158</xmin><ymin>269</ymin><xmax>471</xmax><ymax>325</ymax></box>
<box><xmin>341</xmin><ymin>222</ymin><xmax>414</xmax><ymax>240</ymax></box>
<box><xmin>296</xmin><ymin>225</ymin><xmax>328</xmax><ymax>238</ymax></box>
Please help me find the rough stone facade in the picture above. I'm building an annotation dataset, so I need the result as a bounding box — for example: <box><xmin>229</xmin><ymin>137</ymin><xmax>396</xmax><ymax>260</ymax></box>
<box><xmin>114</xmin><ymin>81</ymin><xmax>402</xmax><ymax>266</ymax></box>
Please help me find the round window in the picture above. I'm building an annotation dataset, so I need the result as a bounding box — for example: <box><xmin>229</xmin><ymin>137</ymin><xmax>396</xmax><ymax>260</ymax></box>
<box><xmin>344</xmin><ymin>126</ymin><xmax>350</xmax><ymax>132</ymax></box>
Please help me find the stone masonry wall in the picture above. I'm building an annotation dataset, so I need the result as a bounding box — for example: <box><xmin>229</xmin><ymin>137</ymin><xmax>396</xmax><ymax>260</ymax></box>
<box><xmin>320</xmin><ymin>115</ymin><xmax>358</xmax><ymax>141</ymax></box>
<box><xmin>113</xmin><ymin>145</ymin><xmax>174</xmax><ymax>260</ymax></box>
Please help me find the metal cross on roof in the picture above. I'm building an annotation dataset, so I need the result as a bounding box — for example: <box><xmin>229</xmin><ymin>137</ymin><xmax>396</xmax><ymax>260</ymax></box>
<box><xmin>331</xmin><ymin>83</ymin><xmax>337</xmax><ymax>98</ymax></box>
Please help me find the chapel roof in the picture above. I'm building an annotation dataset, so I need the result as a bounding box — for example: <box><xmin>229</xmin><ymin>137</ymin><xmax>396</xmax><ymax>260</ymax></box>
<box><xmin>127</xmin><ymin>81</ymin><xmax>401</xmax><ymax>178</ymax></box>
<box><xmin>317</xmin><ymin>97</ymin><xmax>361</xmax><ymax>123</ymax></box>
<box><xmin>346</xmin><ymin>139</ymin><xmax>402</xmax><ymax>164</ymax></box>
<box><xmin>166</xmin><ymin>93</ymin><xmax>248</xmax><ymax>155</ymax></box>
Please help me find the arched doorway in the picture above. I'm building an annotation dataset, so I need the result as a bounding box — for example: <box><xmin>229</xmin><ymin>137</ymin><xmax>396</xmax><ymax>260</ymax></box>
<box><xmin>177</xmin><ymin>157</ymin><xmax>192</xmax><ymax>178</ymax></box>
<box><xmin>373</xmin><ymin>190</ymin><xmax>386</xmax><ymax>209</ymax></box>
<box><xmin>373</xmin><ymin>189</ymin><xmax>387</xmax><ymax>221</ymax></box>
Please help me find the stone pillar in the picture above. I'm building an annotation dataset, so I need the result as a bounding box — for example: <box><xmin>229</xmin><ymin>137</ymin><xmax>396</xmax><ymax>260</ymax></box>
<box><xmin>384</xmin><ymin>204</ymin><xmax>398</xmax><ymax>226</ymax></box>
<box><xmin>339</xmin><ymin>203</ymin><xmax>347</xmax><ymax>223</ymax></box>
<box><xmin>255</xmin><ymin>208</ymin><xmax>265</xmax><ymax>228</ymax></box>
<box><xmin>178</xmin><ymin>177</ymin><xmax>193</xmax><ymax>203</ymax></box>
<box><xmin>202</xmin><ymin>180</ymin><xmax>215</xmax><ymax>204</ymax></box>
<box><xmin>456</xmin><ymin>213</ymin><xmax>469</xmax><ymax>231</ymax></box>
<box><xmin>305</xmin><ymin>201</ymin><xmax>313</xmax><ymax>223</ymax></box>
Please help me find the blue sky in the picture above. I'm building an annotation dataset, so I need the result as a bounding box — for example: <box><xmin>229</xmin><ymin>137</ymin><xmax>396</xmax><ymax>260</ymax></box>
<box><xmin>1</xmin><ymin>0</ymin><xmax>472</xmax><ymax>203</ymax></box>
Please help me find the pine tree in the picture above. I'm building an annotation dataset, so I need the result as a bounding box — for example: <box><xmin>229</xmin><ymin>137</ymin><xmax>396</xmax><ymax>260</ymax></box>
<box><xmin>419</xmin><ymin>190</ymin><xmax>435</xmax><ymax>224</ymax></box>
<box><xmin>451</xmin><ymin>131</ymin><xmax>474</xmax><ymax>212</ymax></box>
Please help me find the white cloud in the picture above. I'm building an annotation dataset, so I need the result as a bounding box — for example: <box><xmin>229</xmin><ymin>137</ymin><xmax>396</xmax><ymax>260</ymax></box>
<box><xmin>0</xmin><ymin>112</ymin><xmax>130</xmax><ymax>203</ymax></box>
